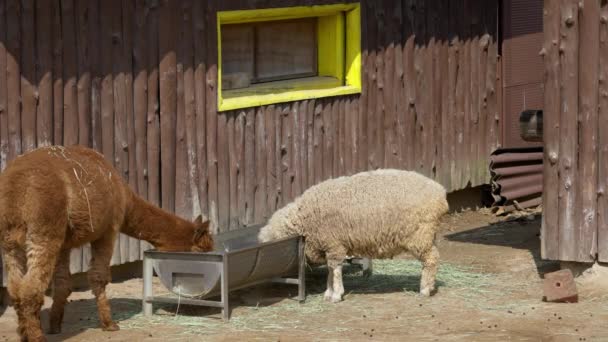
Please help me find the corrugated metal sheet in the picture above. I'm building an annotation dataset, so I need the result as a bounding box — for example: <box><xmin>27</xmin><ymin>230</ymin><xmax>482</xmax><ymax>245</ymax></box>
<box><xmin>489</xmin><ymin>147</ymin><xmax>543</xmax><ymax>214</ymax></box>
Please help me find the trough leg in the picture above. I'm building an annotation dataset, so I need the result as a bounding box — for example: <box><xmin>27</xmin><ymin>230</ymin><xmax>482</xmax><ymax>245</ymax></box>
<box><xmin>221</xmin><ymin>256</ymin><xmax>230</xmax><ymax>321</ymax></box>
<box><xmin>142</xmin><ymin>254</ymin><xmax>153</xmax><ymax>316</ymax></box>
<box><xmin>297</xmin><ymin>237</ymin><xmax>306</xmax><ymax>302</ymax></box>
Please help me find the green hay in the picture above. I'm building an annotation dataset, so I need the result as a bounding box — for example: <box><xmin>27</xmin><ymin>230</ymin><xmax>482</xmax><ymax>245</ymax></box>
<box><xmin>115</xmin><ymin>259</ymin><xmax>501</xmax><ymax>336</ymax></box>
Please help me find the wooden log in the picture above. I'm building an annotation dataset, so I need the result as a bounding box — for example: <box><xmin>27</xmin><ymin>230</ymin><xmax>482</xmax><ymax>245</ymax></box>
<box><xmin>306</xmin><ymin>99</ymin><xmax>315</xmax><ymax>187</ymax></box>
<box><xmin>236</xmin><ymin>111</ymin><xmax>245</xmax><ymax>226</ymax></box>
<box><xmin>159</xmin><ymin>0</ymin><xmax>177</xmax><ymax>213</ymax></box>
<box><xmin>35</xmin><ymin>0</ymin><xmax>53</xmax><ymax>148</ymax></box>
<box><xmin>145</xmin><ymin>0</ymin><xmax>159</xmax><ymax>210</ymax></box>
<box><xmin>228</xmin><ymin>112</ymin><xmax>238</xmax><ymax>229</ymax></box>
<box><xmin>89</xmin><ymin>0</ymin><xmax>102</xmax><ymax>151</ymax></box>
<box><xmin>205</xmin><ymin>1</ymin><xmax>219</xmax><ymax>231</ymax></box>
<box><xmin>62</xmin><ymin>0</ymin><xmax>78</xmax><ymax>147</ymax></box>
<box><xmin>541</xmin><ymin>0</ymin><xmax>561</xmax><ymax>260</ymax></box>
<box><xmin>193</xmin><ymin>0</ymin><xmax>208</xmax><ymax>218</ymax></box>
<box><xmin>265</xmin><ymin>105</ymin><xmax>277</xmax><ymax>213</ymax></box>
<box><xmin>175</xmin><ymin>1</ymin><xmax>190</xmax><ymax>219</ymax></box>
<box><xmin>100</xmin><ymin>0</ymin><xmax>114</xmax><ymax>163</ymax></box>
<box><xmin>52</xmin><ymin>0</ymin><xmax>63</xmax><ymax>146</ymax></box>
<box><xmin>20</xmin><ymin>0</ymin><xmax>35</xmax><ymax>153</ymax></box>
<box><xmin>76</xmin><ymin>0</ymin><xmax>91</xmax><ymax>148</ymax></box>
<box><xmin>313</xmin><ymin>101</ymin><xmax>324</xmax><ymax>185</ymax></box>
<box><xmin>577</xmin><ymin>0</ymin><xmax>599</xmax><ymax>261</ymax></box>
<box><xmin>6</xmin><ymin>0</ymin><xmax>20</xmax><ymax>160</ymax></box>
<box><xmin>599</xmin><ymin>0</ymin><xmax>608</xmax><ymax>262</ymax></box>
<box><xmin>255</xmin><ymin>107</ymin><xmax>267</xmax><ymax>223</ymax></box>
<box><xmin>134</xmin><ymin>0</ymin><xmax>148</xmax><ymax>200</ymax></box>
<box><xmin>558</xmin><ymin>0</ymin><xmax>579</xmax><ymax>261</ymax></box>
<box><xmin>0</xmin><ymin>0</ymin><xmax>7</xmax><ymax>169</ymax></box>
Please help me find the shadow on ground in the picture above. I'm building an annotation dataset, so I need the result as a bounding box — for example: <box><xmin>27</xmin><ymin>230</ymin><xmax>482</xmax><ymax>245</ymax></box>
<box><xmin>444</xmin><ymin>213</ymin><xmax>560</xmax><ymax>277</ymax></box>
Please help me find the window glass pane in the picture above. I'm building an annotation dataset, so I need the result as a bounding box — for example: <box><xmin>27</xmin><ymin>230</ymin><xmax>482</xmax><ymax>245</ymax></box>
<box><xmin>255</xmin><ymin>18</ymin><xmax>317</xmax><ymax>82</ymax></box>
<box><xmin>221</xmin><ymin>24</ymin><xmax>254</xmax><ymax>90</ymax></box>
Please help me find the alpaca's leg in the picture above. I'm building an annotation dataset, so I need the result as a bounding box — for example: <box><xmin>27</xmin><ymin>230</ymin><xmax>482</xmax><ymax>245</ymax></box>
<box><xmin>48</xmin><ymin>249</ymin><xmax>72</xmax><ymax>334</ymax></box>
<box><xmin>417</xmin><ymin>244</ymin><xmax>440</xmax><ymax>296</ymax></box>
<box><xmin>19</xmin><ymin>238</ymin><xmax>62</xmax><ymax>342</ymax></box>
<box><xmin>89</xmin><ymin>232</ymin><xmax>119</xmax><ymax>331</ymax></box>
<box><xmin>2</xmin><ymin>246</ymin><xmax>28</xmax><ymax>340</ymax></box>
<box><xmin>328</xmin><ymin>258</ymin><xmax>345</xmax><ymax>303</ymax></box>
<box><xmin>323</xmin><ymin>265</ymin><xmax>334</xmax><ymax>301</ymax></box>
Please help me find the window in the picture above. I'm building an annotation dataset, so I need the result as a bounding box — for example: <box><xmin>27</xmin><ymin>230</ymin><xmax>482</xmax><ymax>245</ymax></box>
<box><xmin>217</xmin><ymin>4</ymin><xmax>361</xmax><ymax>111</ymax></box>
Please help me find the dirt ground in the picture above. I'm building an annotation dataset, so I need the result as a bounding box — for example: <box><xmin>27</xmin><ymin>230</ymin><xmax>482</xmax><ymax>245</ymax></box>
<box><xmin>1</xmin><ymin>208</ymin><xmax>607</xmax><ymax>342</ymax></box>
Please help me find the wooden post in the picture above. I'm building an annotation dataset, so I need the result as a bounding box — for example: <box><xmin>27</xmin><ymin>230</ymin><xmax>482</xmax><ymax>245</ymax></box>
<box><xmin>598</xmin><ymin>0</ymin><xmax>608</xmax><ymax>261</ymax></box>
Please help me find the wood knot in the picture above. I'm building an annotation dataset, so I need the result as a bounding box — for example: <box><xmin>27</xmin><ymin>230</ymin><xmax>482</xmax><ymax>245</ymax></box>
<box><xmin>122</xmin><ymin>142</ymin><xmax>128</xmax><ymax>151</ymax></box>
<box><xmin>539</xmin><ymin>48</ymin><xmax>547</xmax><ymax>56</ymax></box>
<box><xmin>565</xmin><ymin>16</ymin><xmax>575</xmax><ymax>27</ymax></box>
<box><xmin>548</xmin><ymin>151</ymin><xmax>558</xmax><ymax>164</ymax></box>
<box><xmin>602</xmin><ymin>15</ymin><xmax>608</xmax><ymax>24</ymax></box>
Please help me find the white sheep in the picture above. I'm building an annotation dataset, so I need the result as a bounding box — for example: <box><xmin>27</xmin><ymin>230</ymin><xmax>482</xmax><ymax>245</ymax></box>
<box><xmin>258</xmin><ymin>169</ymin><xmax>448</xmax><ymax>303</ymax></box>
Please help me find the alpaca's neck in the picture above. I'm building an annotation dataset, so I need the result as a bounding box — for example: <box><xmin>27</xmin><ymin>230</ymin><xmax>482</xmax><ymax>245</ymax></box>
<box><xmin>122</xmin><ymin>192</ymin><xmax>195</xmax><ymax>251</ymax></box>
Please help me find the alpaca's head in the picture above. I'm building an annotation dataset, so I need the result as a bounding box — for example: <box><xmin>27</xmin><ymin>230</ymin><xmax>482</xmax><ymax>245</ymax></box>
<box><xmin>190</xmin><ymin>215</ymin><xmax>214</xmax><ymax>252</ymax></box>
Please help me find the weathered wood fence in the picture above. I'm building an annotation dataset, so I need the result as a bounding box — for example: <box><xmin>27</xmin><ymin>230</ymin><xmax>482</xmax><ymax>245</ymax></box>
<box><xmin>541</xmin><ymin>0</ymin><xmax>608</xmax><ymax>263</ymax></box>
<box><xmin>0</xmin><ymin>0</ymin><xmax>501</xmax><ymax>272</ymax></box>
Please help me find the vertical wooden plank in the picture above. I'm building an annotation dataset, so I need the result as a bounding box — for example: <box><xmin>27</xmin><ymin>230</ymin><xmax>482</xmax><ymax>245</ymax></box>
<box><xmin>244</xmin><ymin>108</ymin><xmax>255</xmax><ymax>224</ymax></box>
<box><xmin>392</xmin><ymin>0</ymin><xmax>404</xmax><ymax>170</ymax></box>
<box><xmin>228</xmin><ymin>112</ymin><xmax>238</xmax><ymax>229</ymax></box>
<box><xmin>235</xmin><ymin>111</ymin><xmax>245</xmax><ymax>226</ymax></box>
<box><xmin>123</xmin><ymin>0</ymin><xmax>136</xmax><ymax>194</ymax></box>
<box><xmin>402</xmin><ymin>0</ymin><xmax>415</xmax><ymax>171</ymax></box>
<box><xmin>375</xmin><ymin>3</ymin><xmax>386</xmax><ymax>170</ymax></box>
<box><xmin>598</xmin><ymin>0</ymin><xmax>608</xmax><ymax>261</ymax></box>
<box><xmin>448</xmin><ymin>0</ymin><xmax>460</xmax><ymax>188</ymax></box>
<box><xmin>184</xmin><ymin>0</ymin><xmax>201</xmax><ymax>223</ymax></box>
<box><xmin>293</xmin><ymin>102</ymin><xmax>303</xmax><ymax>197</ymax></box>
<box><xmin>100</xmin><ymin>0</ymin><xmax>114</xmax><ymax>163</ymax></box>
<box><xmin>297</xmin><ymin>101</ymin><xmax>308</xmax><ymax>191</ymax></box>
<box><xmin>265</xmin><ymin>105</ymin><xmax>277</xmax><ymax>213</ymax></box>
<box><xmin>134</xmin><ymin>0</ymin><xmax>149</xmax><ymax>202</ymax></box>
<box><xmin>52</xmin><ymin>0</ymin><xmax>63</xmax><ymax>146</ymax></box>
<box><xmin>349</xmin><ymin>97</ymin><xmax>359</xmax><ymax>174</ymax></box>
<box><xmin>344</xmin><ymin>97</ymin><xmax>353</xmax><ymax>174</ymax></box>
<box><xmin>313</xmin><ymin>101</ymin><xmax>324</xmax><ymax>185</ymax></box>
<box><xmin>146</xmin><ymin>0</ymin><xmax>160</xmax><ymax>210</ymax></box>
<box><xmin>193</xmin><ymin>0</ymin><xmax>208</xmax><ymax>218</ymax></box>
<box><xmin>20</xmin><ymin>0</ymin><xmax>36</xmax><ymax>153</ymax></box>
<box><xmin>62</xmin><ymin>0</ymin><xmax>78</xmax><ymax>147</ymax></box>
<box><xmin>306</xmin><ymin>99</ymin><xmax>315</xmax><ymax>187</ymax></box>
<box><xmin>6</xmin><ymin>0</ymin><xmax>20</xmax><ymax>160</ymax></box>
<box><xmin>175</xmin><ymin>0</ymin><xmax>191</xmax><ymax>219</ymax></box>
<box><xmin>35</xmin><ymin>0</ymin><xmax>53</xmax><ymax>148</ymax></box>
<box><xmin>280</xmin><ymin>105</ymin><xmax>292</xmax><ymax>206</ymax></box>
<box><xmin>205</xmin><ymin>2</ymin><xmax>219</xmax><ymax>232</ymax></box>
<box><xmin>468</xmin><ymin>1</ymin><xmax>480</xmax><ymax>185</ymax></box>
<box><xmin>217</xmin><ymin>108</ymin><xmax>231</xmax><ymax>230</ymax></box>
<box><xmin>89</xmin><ymin>0</ymin><xmax>102</xmax><ymax>151</ymax></box>
<box><xmin>429</xmin><ymin>0</ymin><xmax>442</xmax><ymax>181</ymax></box>
<box><xmin>275</xmin><ymin>105</ymin><xmax>284</xmax><ymax>206</ymax></box>
<box><xmin>438</xmin><ymin>0</ymin><xmax>450</xmax><ymax>188</ymax></box>
<box><xmin>159</xmin><ymin>0</ymin><xmax>177</xmax><ymax>213</ymax></box>
<box><xmin>577</xmin><ymin>0</ymin><xmax>598</xmax><ymax>262</ymax></box>
<box><xmin>366</xmin><ymin>1</ymin><xmax>378</xmax><ymax>171</ymax></box>
<box><xmin>357</xmin><ymin>0</ymin><xmax>368</xmax><ymax>173</ymax></box>
<box><xmin>477</xmin><ymin>9</ymin><xmax>489</xmax><ymax>185</ymax></box>
<box><xmin>332</xmin><ymin>99</ymin><xmax>340</xmax><ymax>177</ymax></box>
<box><xmin>255</xmin><ymin>108</ymin><xmax>267</xmax><ymax>222</ymax></box>
<box><xmin>558</xmin><ymin>0</ymin><xmax>579</xmax><ymax>261</ymax></box>
<box><xmin>414</xmin><ymin>0</ymin><xmax>427</xmax><ymax>175</ymax></box>
<box><xmin>461</xmin><ymin>0</ymin><xmax>472</xmax><ymax>188</ymax></box>
<box><xmin>76</xmin><ymin>0</ymin><xmax>91</xmax><ymax>148</ymax></box>
<box><xmin>486</xmin><ymin>0</ymin><xmax>499</xmax><ymax>160</ymax></box>
<box><xmin>322</xmin><ymin>101</ymin><xmax>333</xmax><ymax>180</ymax></box>
<box><xmin>0</xmin><ymin>0</ymin><xmax>7</xmax><ymax>169</ymax></box>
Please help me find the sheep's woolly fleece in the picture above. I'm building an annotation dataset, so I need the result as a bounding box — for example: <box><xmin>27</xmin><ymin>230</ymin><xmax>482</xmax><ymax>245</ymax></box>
<box><xmin>258</xmin><ymin>169</ymin><xmax>449</xmax><ymax>264</ymax></box>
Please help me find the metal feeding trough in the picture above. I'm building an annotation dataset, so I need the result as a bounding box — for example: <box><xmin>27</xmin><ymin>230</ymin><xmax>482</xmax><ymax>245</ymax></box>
<box><xmin>142</xmin><ymin>225</ymin><xmax>305</xmax><ymax>321</ymax></box>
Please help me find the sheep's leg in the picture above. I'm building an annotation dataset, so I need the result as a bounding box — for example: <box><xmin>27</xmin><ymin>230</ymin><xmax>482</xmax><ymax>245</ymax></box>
<box><xmin>49</xmin><ymin>249</ymin><xmax>72</xmax><ymax>334</ymax></box>
<box><xmin>89</xmin><ymin>232</ymin><xmax>119</xmax><ymax>332</ymax></box>
<box><xmin>19</xmin><ymin>238</ymin><xmax>63</xmax><ymax>342</ymax></box>
<box><xmin>328</xmin><ymin>259</ymin><xmax>344</xmax><ymax>303</ymax></box>
<box><xmin>418</xmin><ymin>245</ymin><xmax>439</xmax><ymax>296</ymax></box>
<box><xmin>2</xmin><ymin>246</ymin><xmax>28</xmax><ymax>341</ymax></box>
<box><xmin>323</xmin><ymin>266</ymin><xmax>334</xmax><ymax>301</ymax></box>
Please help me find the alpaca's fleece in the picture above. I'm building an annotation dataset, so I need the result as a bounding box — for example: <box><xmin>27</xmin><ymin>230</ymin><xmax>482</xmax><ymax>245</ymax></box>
<box><xmin>258</xmin><ymin>169</ymin><xmax>448</xmax><ymax>302</ymax></box>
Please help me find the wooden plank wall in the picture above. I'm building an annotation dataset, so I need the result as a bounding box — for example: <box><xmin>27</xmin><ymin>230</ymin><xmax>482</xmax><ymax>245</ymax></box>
<box><xmin>542</xmin><ymin>0</ymin><xmax>608</xmax><ymax>263</ymax></box>
<box><xmin>0</xmin><ymin>0</ymin><xmax>500</xmax><ymax>273</ymax></box>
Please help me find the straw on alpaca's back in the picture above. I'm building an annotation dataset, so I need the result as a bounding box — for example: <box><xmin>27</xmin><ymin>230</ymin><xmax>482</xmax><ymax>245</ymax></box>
<box><xmin>259</xmin><ymin>169</ymin><xmax>448</xmax><ymax>263</ymax></box>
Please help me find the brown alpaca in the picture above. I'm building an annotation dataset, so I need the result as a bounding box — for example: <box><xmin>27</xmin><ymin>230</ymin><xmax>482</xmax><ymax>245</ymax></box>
<box><xmin>0</xmin><ymin>145</ymin><xmax>214</xmax><ymax>342</ymax></box>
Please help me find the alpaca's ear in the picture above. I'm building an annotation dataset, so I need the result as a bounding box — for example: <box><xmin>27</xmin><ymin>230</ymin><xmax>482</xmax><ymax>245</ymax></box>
<box><xmin>194</xmin><ymin>214</ymin><xmax>203</xmax><ymax>225</ymax></box>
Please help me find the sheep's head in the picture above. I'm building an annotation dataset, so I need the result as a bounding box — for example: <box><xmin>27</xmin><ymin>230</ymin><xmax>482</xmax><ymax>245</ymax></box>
<box><xmin>191</xmin><ymin>215</ymin><xmax>214</xmax><ymax>252</ymax></box>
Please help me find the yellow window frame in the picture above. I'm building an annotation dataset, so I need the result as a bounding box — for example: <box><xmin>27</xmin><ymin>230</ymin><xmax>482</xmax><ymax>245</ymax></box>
<box><xmin>217</xmin><ymin>3</ymin><xmax>361</xmax><ymax>112</ymax></box>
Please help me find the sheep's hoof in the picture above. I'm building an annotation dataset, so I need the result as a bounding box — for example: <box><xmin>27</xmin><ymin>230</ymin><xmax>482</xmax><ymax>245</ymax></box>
<box><xmin>419</xmin><ymin>288</ymin><xmax>433</xmax><ymax>297</ymax></box>
<box><xmin>323</xmin><ymin>290</ymin><xmax>334</xmax><ymax>302</ymax></box>
<box><xmin>330</xmin><ymin>294</ymin><xmax>343</xmax><ymax>303</ymax></box>
<box><xmin>101</xmin><ymin>321</ymin><xmax>120</xmax><ymax>332</ymax></box>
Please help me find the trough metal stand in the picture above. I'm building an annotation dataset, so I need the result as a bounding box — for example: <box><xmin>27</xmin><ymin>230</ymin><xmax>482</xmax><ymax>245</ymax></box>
<box><xmin>142</xmin><ymin>236</ymin><xmax>306</xmax><ymax>321</ymax></box>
